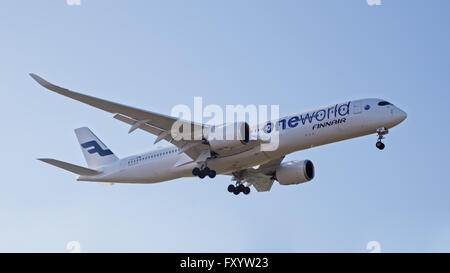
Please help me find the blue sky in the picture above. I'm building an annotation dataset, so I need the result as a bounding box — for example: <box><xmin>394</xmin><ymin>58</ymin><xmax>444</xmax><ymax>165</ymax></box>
<box><xmin>0</xmin><ymin>0</ymin><xmax>449</xmax><ymax>252</ymax></box>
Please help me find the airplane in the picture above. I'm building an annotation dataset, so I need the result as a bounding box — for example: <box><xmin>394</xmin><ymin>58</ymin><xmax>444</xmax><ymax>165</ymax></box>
<box><xmin>30</xmin><ymin>73</ymin><xmax>407</xmax><ymax>195</ymax></box>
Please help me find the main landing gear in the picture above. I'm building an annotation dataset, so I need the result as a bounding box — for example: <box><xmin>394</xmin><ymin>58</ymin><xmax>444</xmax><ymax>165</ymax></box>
<box><xmin>227</xmin><ymin>182</ymin><xmax>251</xmax><ymax>195</ymax></box>
<box><xmin>376</xmin><ymin>127</ymin><xmax>389</xmax><ymax>150</ymax></box>
<box><xmin>192</xmin><ymin>165</ymin><xmax>216</xmax><ymax>179</ymax></box>
<box><xmin>228</xmin><ymin>172</ymin><xmax>251</xmax><ymax>195</ymax></box>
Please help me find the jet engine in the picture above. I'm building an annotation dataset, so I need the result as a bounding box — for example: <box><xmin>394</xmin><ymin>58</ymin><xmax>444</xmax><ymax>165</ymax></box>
<box><xmin>207</xmin><ymin>122</ymin><xmax>250</xmax><ymax>151</ymax></box>
<box><xmin>275</xmin><ymin>160</ymin><xmax>315</xmax><ymax>185</ymax></box>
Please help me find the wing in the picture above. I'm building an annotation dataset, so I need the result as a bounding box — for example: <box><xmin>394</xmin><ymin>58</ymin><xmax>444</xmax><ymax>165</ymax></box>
<box><xmin>242</xmin><ymin>172</ymin><xmax>275</xmax><ymax>192</ymax></box>
<box><xmin>30</xmin><ymin>74</ymin><xmax>209</xmax><ymax>160</ymax></box>
<box><xmin>230</xmin><ymin>156</ymin><xmax>284</xmax><ymax>192</ymax></box>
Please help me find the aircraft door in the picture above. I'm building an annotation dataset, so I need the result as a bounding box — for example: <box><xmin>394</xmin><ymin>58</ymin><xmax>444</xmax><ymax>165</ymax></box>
<box><xmin>353</xmin><ymin>102</ymin><xmax>362</xmax><ymax>114</ymax></box>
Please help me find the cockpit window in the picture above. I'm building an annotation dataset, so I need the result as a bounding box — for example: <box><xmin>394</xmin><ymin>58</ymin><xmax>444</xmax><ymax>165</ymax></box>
<box><xmin>378</xmin><ymin>101</ymin><xmax>392</xmax><ymax>106</ymax></box>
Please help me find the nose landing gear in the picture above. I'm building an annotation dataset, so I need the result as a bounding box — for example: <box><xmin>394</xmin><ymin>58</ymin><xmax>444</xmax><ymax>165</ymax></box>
<box><xmin>376</xmin><ymin>127</ymin><xmax>389</xmax><ymax>150</ymax></box>
<box><xmin>192</xmin><ymin>165</ymin><xmax>217</xmax><ymax>179</ymax></box>
<box><xmin>376</xmin><ymin>141</ymin><xmax>385</xmax><ymax>150</ymax></box>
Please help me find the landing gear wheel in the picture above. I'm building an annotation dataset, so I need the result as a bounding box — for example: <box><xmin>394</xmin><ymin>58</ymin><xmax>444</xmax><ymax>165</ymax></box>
<box><xmin>376</xmin><ymin>141</ymin><xmax>385</xmax><ymax>150</ymax></box>
<box><xmin>227</xmin><ymin>184</ymin><xmax>235</xmax><ymax>192</ymax></box>
<box><xmin>194</xmin><ymin>164</ymin><xmax>217</xmax><ymax>179</ymax></box>
<box><xmin>192</xmin><ymin>167</ymin><xmax>200</xmax><ymax>176</ymax></box>
<box><xmin>233</xmin><ymin>188</ymin><xmax>240</xmax><ymax>195</ymax></box>
<box><xmin>208</xmin><ymin>170</ymin><xmax>216</xmax><ymax>178</ymax></box>
<box><xmin>198</xmin><ymin>171</ymin><xmax>206</xmax><ymax>179</ymax></box>
<box><xmin>243</xmin><ymin>187</ymin><xmax>251</xmax><ymax>195</ymax></box>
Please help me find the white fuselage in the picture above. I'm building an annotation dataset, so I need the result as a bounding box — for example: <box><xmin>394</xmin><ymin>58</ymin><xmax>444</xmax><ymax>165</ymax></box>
<box><xmin>78</xmin><ymin>98</ymin><xmax>407</xmax><ymax>184</ymax></box>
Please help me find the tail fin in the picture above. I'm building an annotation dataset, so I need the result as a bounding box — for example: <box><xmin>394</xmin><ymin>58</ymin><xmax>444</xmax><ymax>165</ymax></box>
<box><xmin>74</xmin><ymin>127</ymin><xmax>119</xmax><ymax>168</ymax></box>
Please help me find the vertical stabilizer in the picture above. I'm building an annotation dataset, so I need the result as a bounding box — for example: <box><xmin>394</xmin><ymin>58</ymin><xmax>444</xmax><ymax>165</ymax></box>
<box><xmin>74</xmin><ymin>127</ymin><xmax>119</xmax><ymax>168</ymax></box>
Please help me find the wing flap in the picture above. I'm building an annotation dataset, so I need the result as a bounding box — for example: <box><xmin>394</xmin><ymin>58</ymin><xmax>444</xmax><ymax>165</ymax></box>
<box><xmin>227</xmin><ymin>156</ymin><xmax>284</xmax><ymax>192</ymax></box>
<box><xmin>113</xmin><ymin>114</ymin><xmax>165</xmax><ymax>137</ymax></box>
<box><xmin>244</xmin><ymin>172</ymin><xmax>275</xmax><ymax>192</ymax></box>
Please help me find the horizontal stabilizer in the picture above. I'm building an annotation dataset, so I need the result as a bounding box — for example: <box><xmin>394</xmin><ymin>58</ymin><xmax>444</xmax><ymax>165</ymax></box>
<box><xmin>38</xmin><ymin>158</ymin><xmax>101</xmax><ymax>176</ymax></box>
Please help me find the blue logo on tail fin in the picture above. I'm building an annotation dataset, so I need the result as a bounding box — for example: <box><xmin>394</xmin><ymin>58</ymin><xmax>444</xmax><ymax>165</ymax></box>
<box><xmin>81</xmin><ymin>141</ymin><xmax>113</xmax><ymax>156</ymax></box>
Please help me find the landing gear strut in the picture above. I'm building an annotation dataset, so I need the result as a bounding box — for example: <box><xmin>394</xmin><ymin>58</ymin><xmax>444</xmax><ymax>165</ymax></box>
<box><xmin>376</xmin><ymin>127</ymin><xmax>388</xmax><ymax>150</ymax></box>
<box><xmin>192</xmin><ymin>164</ymin><xmax>216</xmax><ymax>179</ymax></box>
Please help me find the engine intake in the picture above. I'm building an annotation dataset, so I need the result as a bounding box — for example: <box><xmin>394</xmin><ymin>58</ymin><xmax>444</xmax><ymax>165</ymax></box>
<box><xmin>275</xmin><ymin>160</ymin><xmax>315</xmax><ymax>185</ymax></box>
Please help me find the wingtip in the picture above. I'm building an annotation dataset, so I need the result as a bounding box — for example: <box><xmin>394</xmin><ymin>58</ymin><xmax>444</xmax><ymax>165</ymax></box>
<box><xmin>29</xmin><ymin>73</ymin><xmax>40</xmax><ymax>81</ymax></box>
<box><xmin>29</xmin><ymin>73</ymin><xmax>53</xmax><ymax>88</ymax></box>
<box><xmin>37</xmin><ymin>158</ymin><xmax>49</xmax><ymax>163</ymax></box>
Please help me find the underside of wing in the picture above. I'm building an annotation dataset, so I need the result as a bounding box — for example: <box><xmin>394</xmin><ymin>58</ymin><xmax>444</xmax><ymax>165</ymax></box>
<box><xmin>242</xmin><ymin>172</ymin><xmax>275</xmax><ymax>192</ymax></box>
<box><xmin>229</xmin><ymin>156</ymin><xmax>285</xmax><ymax>192</ymax></box>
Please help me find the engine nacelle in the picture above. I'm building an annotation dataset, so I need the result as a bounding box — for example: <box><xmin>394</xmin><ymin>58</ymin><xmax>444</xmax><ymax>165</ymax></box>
<box><xmin>207</xmin><ymin>122</ymin><xmax>250</xmax><ymax>151</ymax></box>
<box><xmin>275</xmin><ymin>160</ymin><xmax>315</xmax><ymax>185</ymax></box>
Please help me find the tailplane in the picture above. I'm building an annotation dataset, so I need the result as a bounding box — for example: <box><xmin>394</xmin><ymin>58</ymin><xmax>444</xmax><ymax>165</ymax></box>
<box><xmin>39</xmin><ymin>158</ymin><xmax>101</xmax><ymax>176</ymax></box>
<box><xmin>38</xmin><ymin>158</ymin><xmax>101</xmax><ymax>176</ymax></box>
<box><xmin>74</xmin><ymin>127</ymin><xmax>119</xmax><ymax>168</ymax></box>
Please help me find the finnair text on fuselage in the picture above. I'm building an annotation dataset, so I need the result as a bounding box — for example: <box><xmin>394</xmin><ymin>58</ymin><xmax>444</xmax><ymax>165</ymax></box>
<box><xmin>263</xmin><ymin>102</ymin><xmax>351</xmax><ymax>133</ymax></box>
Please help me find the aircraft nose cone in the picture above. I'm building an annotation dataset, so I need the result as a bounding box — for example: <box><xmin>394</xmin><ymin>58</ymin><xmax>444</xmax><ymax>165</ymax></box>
<box><xmin>394</xmin><ymin>108</ymin><xmax>407</xmax><ymax>123</ymax></box>
<box><xmin>398</xmin><ymin>109</ymin><xmax>407</xmax><ymax>122</ymax></box>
